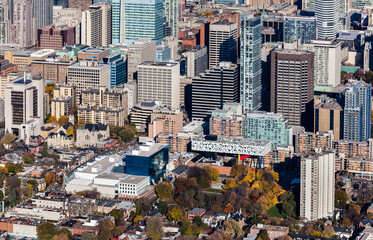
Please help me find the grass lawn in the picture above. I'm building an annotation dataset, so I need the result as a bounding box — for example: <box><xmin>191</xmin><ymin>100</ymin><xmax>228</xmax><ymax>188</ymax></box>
<box><xmin>205</xmin><ymin>188</ymin><xmax>224</xmax><ymax>193</ymax></box>
<box><xmin>267</xmin><ymin>205</ymin><xmax>286</xmax><ymax>218</ymax></box>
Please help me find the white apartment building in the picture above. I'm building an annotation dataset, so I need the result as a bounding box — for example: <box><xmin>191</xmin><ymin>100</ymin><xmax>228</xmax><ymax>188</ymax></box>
<box><xmin>300</xmin><ymin>151</ymin><xmax>335</xmax><ymax>221</ymax></box>
<box><xmin>127</xmin><ymin>39</ymin><xmax>156</xmax><ymax>81</ymax></box>
<box><xmin>138</xmin><ymin>61</ymin><xmax>180</xmax><ymax>109</ymax></box>
<box><xmin>5</xmin><ymin>74</ymin><xmax>44</xmax><ymax>139</ymax></box>
<box><xmin>67</xmin><ymin>60</ymin><xmax>110</xmax><ymax>103</ymax></box>
<box><xmin>81</xmin><ymin>2</ymin><xmax>111</xmax><ymax>47</ymax></box>
<box><xmin>303</xmin><ymin>40</ymin><xmax>341</xmax><ymax>87</ymax></box>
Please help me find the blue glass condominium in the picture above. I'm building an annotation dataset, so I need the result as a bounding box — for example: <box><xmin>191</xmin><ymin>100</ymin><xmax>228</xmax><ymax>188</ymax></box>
<box><xmin>343</xmin><ymin>80</ymin><xmax>371</xmax><ymax>142</ymax></box>
<box><xmin>124</xmin><ymin>0</ymin><xmax>163</xmax><ymax>45</ymax></box>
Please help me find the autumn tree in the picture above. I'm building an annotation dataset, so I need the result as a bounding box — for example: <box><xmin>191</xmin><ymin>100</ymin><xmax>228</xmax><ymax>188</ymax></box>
<box><xmin>230</xmin><ymin>164</ymin><xmax>248</xmax><ymax>180</ymax></box>
<box><xmin>1</xmin><ymin>133</ymin><xmax>15</xmax><ymax>145</ymax></box>
<box><xmin>58</xmin><ymin>115</ymin><xmax>69</xmax><ymax>126</ymax></box>
<box><xmin>81</xmin><ymin>232</ymin><xmax>98</xmax><ymax>240</ymax></box>
<box><xmin>45</xmin><ymin>172</ymin><xmax>55</xmax><ymax>186</ymax></box>
<box><xmin>96</xmin><ymin>219</ymin><xmax>114</xmax><ymax>240</ymax></box>
<box><xmin>112</xmin><ymin>226</ymin><xmax>127</xmax><ymax>237</ymax></box>
<box><xmin>6</xmin><ymin>163</ymin><xmax>23</xmax><ymax>174</ymax></box>
<box><xmin>155</xmin><ymin>181</ymin><xmax>173</xmax><ymax>200</ymax></box>
<box><xmin>66</xmin><ymin>125</ymin><xmax>75</xmax><ymax>137</ymax></box>
<box><xmin>146</xmin><ymin>216</ymin><xmax>164</xmax><ymax>240</ymax></box>
<box><xmin>224</xmin><ymin>220</ymin><xmax>243</xmax><ymax>238</ymax></box>
<box><xmin>37</xmin><ymin>222</ymin><xmax>56</xmax><ymax>240</ymax></box>
<box><xmin>205</xmin><ymin>166</ymin><xmax>219</xmax><ymax>181</ymax></box>
<box><xmin>23</xmin><ymin>153</ymin><xmax>35</xmax><ymax>164</ymax></box>
<box><xmin>47</xmin><ymin>116</ymin><xmax>57</xmax><ymax>123</ymax></box>
<box><xmin>167</xmin><ymin>206</ymin><xmax>184</xmax><ymax>222</ymax></box>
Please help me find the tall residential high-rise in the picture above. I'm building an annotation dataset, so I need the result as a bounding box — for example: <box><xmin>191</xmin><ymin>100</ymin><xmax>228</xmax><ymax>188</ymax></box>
<box><xmin>186</xmin><ymin>46</ymin><xmax>208</xmax><ymax>78</ymax></box>
<box><xmin>192</xmin><ymin>62</ymin><xmax>240</xmax><ymax>121</ymax></box>
<box><xmin>5</xmin><ymin>74</ymin><xmax>44</xmax><ymax>137</ymax></box>
<box><xmin>124</xmin><ymin>0</ymin><xmax>163</xmax><ymax>45</ymax></box>
<box><xmin>270</xmin><ymin>49</ymin><xmax>314</xmax><ymax>129</ymax></box>
<box><xmin>0</xmin><ymin>0</ymin><xmax>10</xmax><ymax>44</ymax></box>
<box><xmin>164</xmin><ymin>0</ymin><xmax>179</xmax><ymax>38</ymax></box>
<box><xmin>300</xmin><ymin>151</ymin><xmax>335</xmax><ymax>221</ymax></box>
<box><xmin>127</xmin><ymin>39</ymin><xmax>156</xmax><ymax>81</ymax></box>
<box><xmin>33</xmin><ymin>0</ymin><xmax>53</xmax><ymax>30</ymax></box>
<box><xmin>315</xmin><ymin>0</ymin><xmax>340</xmax><ymax>40</ymax></box>
<box><xmin>344</xmin><ymin>80</ymin><xmax>371</xmax><ymax>142</ymax></box>
<box><xmin>10</xmin><ymin>0</ymin><xmax>36</xmax><ymax>48</ymax></box>
<box><xmin>137</xmin><ymin>62</ymin><xmax>180</xmax><ymax>109</ymax></box>
<box><xmin>240</xmin><ymin>15</ymin><xmax>262</xmax><ymax>112</ymax></box>
<box><xmin>283</xmin><ymin>16</ymin><xmax>316</xmax><ymax>44</ymax></box>
<box><xmin>209</xmin><ymin>21</ymin><xmax>238</xmax><ymax>69</ymax></box>
<box><xmin>81</xmin><ymin>2</ymin><xmax>111</xmax><ymax>47</ymax></box>
<box><xmin>303</xmin><ymin>40</ymin><xmax>341</xmax><ymax>87</ymax></box>
<box><xmin>245</xmin><ymin>112</ymin><xmax>293</xmax><ymax>148</ymax></box>
<box><xmin>210</xmin><ymin>103</ymin><xmax>245</xmax><ymax>137</ymax></box>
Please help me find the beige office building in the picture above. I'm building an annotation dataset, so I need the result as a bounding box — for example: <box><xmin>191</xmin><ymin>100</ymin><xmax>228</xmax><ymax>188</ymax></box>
<box><xmin>138</xmin><ymin>61</ymin><xmax>180</xmax><ymax>109</ymax></box>
<box><xmin>127</xmin><ymin>39</ymin><xmax>156</xmax><ymax>81</ymax></box>
<box><xmin>81</xmin><ymin>2</ymin><xmax>111</xmax><ymax>47</ymax></box>
<box><xmin>67</xmin><ymin>60</ymin><xmax>110</xmax><ymax>103</ymax></box>
<box><xmin>53</xmin><ymin>6</ymin><xmax>81</xmax><ymax>44</ymax></box>
<box><xmin>51</xmin><ymin>85</ymin><xmax>76</xmax><ymax>119</ymax></box>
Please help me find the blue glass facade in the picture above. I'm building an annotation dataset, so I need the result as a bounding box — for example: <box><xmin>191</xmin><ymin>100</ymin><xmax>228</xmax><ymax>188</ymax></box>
<box><xmin>125</xmin><ymin>145</ymin><xmax>169</xmax><ymax>181</ymax></box>
<box><xmin>284</xmin><ymin>16</ymin><xmax>316</xmax><ymax>44</ymax></box>
<box><xmin>103</xmin><ymin>53</ymin><xmax>127</xmax><ymax>88</ymax></box>
<box><xmin>156</xmin><ymin>45</ymin><xmax>171</xmax><ymax>62</ymax></box>
<box><xmin>343</xmin><ymin>80</ymin><xmax>371</xmax><ymax>142</ymax></box>
<box><xmin>124</xmin><ymin>0</ymin><xmax>164</xmax><ymax>45</ymax></box>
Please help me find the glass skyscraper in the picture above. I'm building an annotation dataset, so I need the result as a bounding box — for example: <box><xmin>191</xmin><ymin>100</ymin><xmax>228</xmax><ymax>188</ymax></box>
<box><xmin>240</xmin><ymin>15</ymin><xmax>262</xmax><ymax>112</ymax></box>
<box><xmin>124</xmin><ymin>0</ymin><xmax>163</xmax><ymax>45</ymax></box>
<box><xmin>284</xmin><ymin>16</ymin><xmax>316</xmax><ymax>44</ymax></box>
<box><xmin>343</xmin><ymin>80</ymin><xmax>371</xmax><ymax>142</ymax></box>
<box><xmin>103</xmin><ymin>53</ymin><xmax>127</xmax><ymax>88</ymax></box>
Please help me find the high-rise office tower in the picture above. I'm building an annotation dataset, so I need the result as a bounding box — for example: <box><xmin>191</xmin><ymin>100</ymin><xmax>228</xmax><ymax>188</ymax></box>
<box><xmin>37</xmin><ymin>23</ymin><xmax>76</xmax><ymax>50</ymax></box>
<box><xmin>240</xmin><ymin>15</ymin><xmax>262</xmax><ymax>113</ymax></box>
<box><xmin>0</xmin><ymin>0</ymin><xmax>10</xmax><ymax>44</ymax></box>
<box><xmin>33</xmin><ymin>0</ymin><xmax>53</xmax><ymax>30</ymax></box>
<box><xmin>102</xmin><ymin>53</ymin><xmax>127</xmax><ymax>88</ymax></box>
<box><xmin>111</xmin><ymin>0</ymin><xmax>125</xmax><ymax>44</ymax></box>
<box><xmin>10</xmin><ymin>0</ymin><xmax>36</xmax><ymax>48</ymax></box>
<box><xmin>137</xmin><ymin>62</ymin><xmax>180</xmax><ymax>109</ymax></box>
<box><xmin>127</xmin><ymin>39</ymin><xmax>156</xmax><ymax>81</ymax></box>
<box><xmin>164</xmin><ymin>0</ymin><xmax>179</xmax><ymax>38</ymax></box>
<box><xmin>344</xmin><ymin>80</ymin><xmax>371</xmax><ymax>142</ymax></box>
<box><xmin>315</xmin><ymin>0</ymin><xmax>340</xmax><ymax>40</ymax></box>
<box><xmin>67</xmin><ymin>60</ymin><xmax>110</xmax><ymax>104</ymax></box>
<box><xmin>192</xmin><ymin>62</ymin><xmax>239</xmax><ymax>121</ymax></box>
<box><xmin>270</xmin><ymin>49</ymin><xmax>314</xmax><ymax>129</ymax></box>
<box><xmin>300</xmin><ymin>151</ymin><xmax>335</xmax><ymax>221</ymax></box>
<box><xmin>314</xmin><ymin>96</ymin><xmax>343</xmax><ymax>141</ymax></box>
<box><xmin>81</xmin><ymin>2</ymin><xmax>111</xmax><ymax>47</ymax></box>
<box><xmin>186</xmin><ymin>46</ymin><xmax>208</xmax><ymax>78</ymax></box>
<box><xmin>283</xmin><ymin>16</ymin><xmax>316</xmax><ymax>44</ymax></box>
<box><xmin>352</xmin><ymin>0</ymin><xmax>371</xmax><ymax>8</ymax></box>
<box><xmin>5</xmin><ymin>74</ymin><xmax>44</xmax><ymax>137</ymax></box>
<box><xmin>209</xmin><ymin>20</ymin><xmax>238</xmax><ymax>69</ymax></box>
<box><xmin>124</xmin><ymin>0</ymin><xmax>163</xmax><ymax>45</ymax></box>
<box><xmin>303</xmin><ymin>40</ymin><xmax>341</xmax><ymax>87</ymax></box>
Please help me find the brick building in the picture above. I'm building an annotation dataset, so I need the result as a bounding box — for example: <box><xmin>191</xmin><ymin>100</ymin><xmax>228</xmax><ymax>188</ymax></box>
<box><xmin>37</xmin><ymin>23</ymin><xmax>75</xmax><ymax>50</ymax></box>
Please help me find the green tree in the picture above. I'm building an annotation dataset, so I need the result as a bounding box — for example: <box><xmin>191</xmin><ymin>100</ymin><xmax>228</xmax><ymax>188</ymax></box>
<box><xmin>37</xmin><ymin>222</ymin><xmax>56</xmax><ymax>240</ymax></box>
<box><xmin>27</xmin><ymin>179</ymin><xmax>39</xmax><ymax>193</ymax></box>
<box><xmin>157</xmin><ymin>201</ymin><xmax>168</xmax><ymax>215</ymax></box>
<box><xmin>110</xmin><ymin>209</ymin><xmax>124</xmax><ymax>221</ymax></box>
<box><xmin>224</xmin><ymin>219</ymin><xmax>243</xmax><ymax>237</ymax></box>
<box><xmin>258</xmin><ymin>229</ymin><xmax>270</xmax><ymax>240</ymax></box>
<box><xmin>54</xmin><ymin>228</ymin><xmax>72</xmax><ymax>239</ymax></box>
<box><xmin>96</xmin><ymin>219</ymin><xmax>114</xmax><ymax>240</ymax></box>
<box><xmin>135</xmin><ymin>197</ymin><xmax>152</xmax><ymax>216</ymax></box>
<box><xmin>146</xmin><ymin>216</ymin><xmax>164</xmax><ymax>240</ymax></box>
<box><xmin>23</xmin><ymin>153</ymin><xmax>34</xmax><ymax>164</ymax></box>
<box><xmin>81</xmin><ymin>232</ymin><xmax>97</xmax><ymax>240</ymax></box>
<box><xmin>0</xmin><ymin>190</ymin><xmax>4</xmax><ymax>201</ymax></box>
<box><xmin>41</xmin><ymin>143</ymin><xmax>49</xmax><ymax>157</ymax></box>
<box><xmin>155</xmin><ymin>181</ymin><xmax>173</xmax><ymax>200</ymax></box>
<box><xmin>335</xmin><ymin>189</ymin><xmax>348</xmax><ymax>209</ymax></box>
<box><xmin>5</xmin><ymin>163</ymin><xmax>23</xmax><ymax>174</ymax></box>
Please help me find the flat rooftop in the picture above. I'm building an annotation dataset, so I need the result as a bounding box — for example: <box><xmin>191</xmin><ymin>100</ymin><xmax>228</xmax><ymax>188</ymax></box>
<box><xmin>140</xmin><ymin>61</ymin><xmax>178</xmax><ymax>67</ymax></box>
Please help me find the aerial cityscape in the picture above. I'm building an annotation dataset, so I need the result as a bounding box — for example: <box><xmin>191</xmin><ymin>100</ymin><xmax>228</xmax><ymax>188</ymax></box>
<box><xmin>0</xmin><ymin>0</ymin><xmax>371</xmax><ymax>239</ymax></box>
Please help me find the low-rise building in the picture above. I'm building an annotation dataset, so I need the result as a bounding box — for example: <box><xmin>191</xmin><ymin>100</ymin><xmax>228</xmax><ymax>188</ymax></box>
<box><xmin>76</xmin><ymin>124</ymin><xmax>110</xmax><ymax>148</ymax></box>
<box><xmin>250</xmin><ymin>224</ymin><xmax>289</xmax><ymax>240</ymax></box>
<box><xmin>46</xmin><ymin>131</ymin><xmax>75</xmax><ymax>149</ymax></box>
<box><xmin>148</xmin><ymin>108</ymin><xmax>183</xmax><ymax>139</ymax></box>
